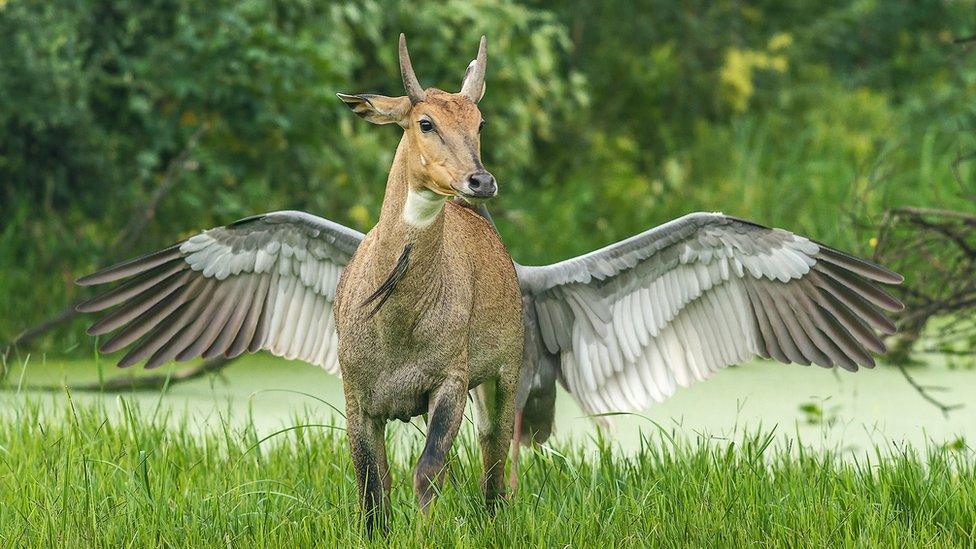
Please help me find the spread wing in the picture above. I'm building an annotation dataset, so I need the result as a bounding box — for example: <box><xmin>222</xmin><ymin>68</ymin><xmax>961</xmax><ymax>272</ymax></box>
<box><xmin>76</xmin><ymin>210</ymin><xmax>364</xmax><ymax>373</ymax></box>
<box><xmin>517</xmin><ymin>212</ymin><xmax>904</xmax><ymax>415</ymax></box>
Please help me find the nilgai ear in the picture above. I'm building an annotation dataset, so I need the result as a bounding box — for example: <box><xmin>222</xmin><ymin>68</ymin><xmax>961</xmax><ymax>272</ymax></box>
<box><xmin>337</xmin><ymin>93</ymin><xmax>412</xmax><ymax>126</ymax></box>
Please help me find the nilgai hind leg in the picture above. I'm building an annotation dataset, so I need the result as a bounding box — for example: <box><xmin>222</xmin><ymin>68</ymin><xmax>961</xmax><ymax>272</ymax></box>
<box><xmin>475</xmin><ymin>376</ymin><xmax>517</xmax><ymax>506</ymax></box>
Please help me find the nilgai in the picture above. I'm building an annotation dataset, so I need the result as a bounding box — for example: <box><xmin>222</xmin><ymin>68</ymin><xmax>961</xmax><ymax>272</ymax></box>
<box><xmin>76</xmin><ymin>34</ymin><xmax>904</xmax><ymax>531</ymax></box>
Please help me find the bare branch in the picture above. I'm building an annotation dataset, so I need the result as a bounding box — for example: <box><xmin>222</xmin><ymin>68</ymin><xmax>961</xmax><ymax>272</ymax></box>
<box><xmin>895</xmin><ymin>363</ymin><xmax>962</xmax><ymax>418</ymax></box>
<box><xmin>4</xmin><ymin>356</ymin><xmax>236</xmax><ymax>393</ymax></box>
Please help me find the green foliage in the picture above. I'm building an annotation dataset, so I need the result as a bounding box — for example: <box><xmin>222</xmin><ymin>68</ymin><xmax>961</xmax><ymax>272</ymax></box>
<box><xmin>1</xmin><ymin>0</ymin><xmax>974</xmax><ymax>351</ymax></box>
<box><xmin>0</xmin><ymin>0</ymin><xmax>579</xmax><ymax>348</ymax></box>
<box><xmin>0</xmin><ymin>400</ymin><xmax>973</xmax><ymax>546</ymax></box>
<box><xmin>507</xmin><ymin>0</ymin><xmax>975</xmax><ymax>262</ymax></box>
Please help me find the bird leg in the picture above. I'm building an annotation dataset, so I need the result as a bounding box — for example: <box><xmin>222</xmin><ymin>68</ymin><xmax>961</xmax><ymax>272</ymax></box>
<box><xmin>508</xmin><ymin>409</ymin><xmax>523</xmax><ymax>492</ymax></box>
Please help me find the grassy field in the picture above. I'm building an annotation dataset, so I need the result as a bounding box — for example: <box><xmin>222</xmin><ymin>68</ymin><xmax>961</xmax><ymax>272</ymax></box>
<box><xmin>0</xmin><ymin>398</ymin><xmax>973</xmax><ymax>547</ymax></box>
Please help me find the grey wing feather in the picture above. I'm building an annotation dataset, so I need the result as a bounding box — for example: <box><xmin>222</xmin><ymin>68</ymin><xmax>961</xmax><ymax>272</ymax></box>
<box><xmin>76</xmin><ymin>210</ymin><xmax>364</xmax><ymax>373</ymax></box>
<box><xmin>517</xmin><ymin>211</ymin><xmax>904</xmax><ymax>416</ymax></box>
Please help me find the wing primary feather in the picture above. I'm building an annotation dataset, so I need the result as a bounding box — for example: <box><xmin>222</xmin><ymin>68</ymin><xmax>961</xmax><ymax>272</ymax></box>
<box><xmin>98</xmin><ymin>275</ymin><xmax>198</xmax><ymax>353</ymax></box>
<box><xmin>815</xmin><ymin>287</ymin><xmax>887</xmax><ymax>354</ymax></box>
<box><xmin>535</xmin><ymin>300</ymin><xmax>561</xmax><ymax>354</ymax></box>
<box><xmin>788</xmin><ymin>282</ymin><xmax>857</xmax><ymax>370</ymax></box>
<box><xmin>815</xmin><ymin>247</ymin><xmax>904</xmax><ymax>284</ymax></box>
<box><xmin>742</xmin><ymin>281</ymin><xmax>790</xmax><ymax>363</ymax></box>
<box><xmin>753</xmin><ymin>283</ymin><xmax>810</xmax><ymax>365</ymax></box>
<box><xmin>815</xmin><ymin>262</ymin><xmax>904</xmax><ymax>312</ymax></box>
<box><xmin>116</xmin><ymin>302</ymin><xmax>191</xmax><ymax>368</ymax></box>
<box><xmin>76</xmin><ymin>245</ymin><xmax>182</xmax><ymax>286</ymax></box>
<box><xmin>204</xmin><ymin>274</ymin><xmax>259</xmax><ymax>358</ymax></box>
<box><xmin>783</xmin><ymin>285</ymin><xmax>857</xmax><ymax>371</ymax></box>
<box><xmin>742</xmin><ymin>285</ymin><xmax>772</xmax><ymax>360</ymax></box>
<box><xmin>808</xmin><ymin>270</ymin><xmax>896</xmax><ymax>335</ymax></box>
<box><xmin>118</xmin><ymin>280</ymin><xmax>217</xmax><ymax>368</ymax></box>
<box><xmin>176</xmin><ymin>277</ymin><xmax>245</xmax><ymax>361</ymax></box>
<box><xmin>86</xmin><ymin>270</ymin><xmax>191</xmax><ymax>335</ymax></box>
<box><xmin>228</xmin><ymin>274</ymin><xmax>272</xmax><ymax>357</ymax></box>
<box><xmin>249</xmin><ymin>272</ymin><xmax>279</xmax><ymax>353</ymax></box>
<box><xmin>765</xmin><ymin>283</ymin><xmax>831</xmax><ymax>367</ymax></box>
<box><xmin>76</xmin><ymin>261</ymin><xmax>186</xmax><ymax>312</ymax></box>
<box><xmin>145</xmin><ymin>282</ymin><xmax>228</xmax><ymax>368</ymax></box>
<box><xmin>798</xmin><ymin>280</ymin><xmax>882</xmax><ymax>359</ymax></box>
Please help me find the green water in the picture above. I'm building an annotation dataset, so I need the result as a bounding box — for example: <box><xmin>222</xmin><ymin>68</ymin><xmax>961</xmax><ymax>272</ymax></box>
<box><xmin>2</xmin><ymin>355</ymin><xmax>973</xmax><ymax>454</ymax></box>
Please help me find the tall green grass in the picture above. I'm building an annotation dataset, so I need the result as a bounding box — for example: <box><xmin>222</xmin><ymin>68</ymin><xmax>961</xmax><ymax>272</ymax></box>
<box><xmin>0</xmin><ymin>398</ymin><xmax>972</xmax><ymax>547</ymax></box>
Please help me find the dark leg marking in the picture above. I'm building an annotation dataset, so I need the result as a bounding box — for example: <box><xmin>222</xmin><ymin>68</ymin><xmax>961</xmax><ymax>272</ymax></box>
<box><xmin>347</xmin><ymin>406</ymin><xmax>389</xmax><ymax>536</ymax></box>
<box><xmin>414</xmin><ymin>376</ymin><xmax>467</xmax><ymax>510</ymax></box>
<box><xmin>475</xmin><ymin>377</ymin><xmax>516</xmax><ymax>508</ymax></box>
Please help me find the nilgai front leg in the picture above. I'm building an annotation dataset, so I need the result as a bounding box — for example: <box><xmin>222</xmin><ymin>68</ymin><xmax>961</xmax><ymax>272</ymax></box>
<box><xmin>414</xmin><ymin>373</ymin><xmax>468</xmax><ymax>510</ymax></box>
<box><xmin>475</xmin><ymin>376</ymin><xmax>516</xmax><ymax>506</ymax></box>
<box><xmin>346</xmin><ymin>398</ymin><xmax>390</xmax><ymax>536</ymax></box>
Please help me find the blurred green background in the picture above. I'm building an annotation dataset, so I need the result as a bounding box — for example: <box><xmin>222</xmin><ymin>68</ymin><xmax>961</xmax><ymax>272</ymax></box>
<box><xmin>1</xmin><ymin>0</ymin><xmax>974</xmax><ymax>355</ymax></box>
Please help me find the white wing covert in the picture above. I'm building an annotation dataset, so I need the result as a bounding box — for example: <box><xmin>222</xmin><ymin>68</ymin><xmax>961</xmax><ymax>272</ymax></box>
<box><xmin>76</xmin><ymin>211</ymin><xmax>364</xmax><ymax>374</ymax></box>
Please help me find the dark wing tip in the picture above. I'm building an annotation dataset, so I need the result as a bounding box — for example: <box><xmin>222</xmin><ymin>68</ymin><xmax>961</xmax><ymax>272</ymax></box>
<box><xmin>816</xmin><ymin>246</ymin><xmax>904</xmax><ymax>285</ymax></box>
<box><xmin>75</xmin><ymin>245</ymin><xmax>183</xmax><ymax>286</ymax></box>
<box><xmin>226</xmin><ymin>213</ymin><xmax>267</xmax><ymax>228</ymax></box>
<box><xmin>75</xmin><ymin>299</ymin><xmax>98</xmax><ymax>313</ymax></box>
<box><xmin>75</xmin><ymin>272</ymin><xmax>104</xmax><ymax>287</ymax></box>
<box><xmin>874</xmin><ymin>266</ymin><xmax>905</xmax><ymax>286</ymax></box>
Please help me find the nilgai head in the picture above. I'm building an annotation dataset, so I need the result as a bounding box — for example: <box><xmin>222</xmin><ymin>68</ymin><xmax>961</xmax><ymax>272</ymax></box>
<box><xmin>338</xmin><ymin>34</ymin><xmax>495</xmax><ymax>202</ymax></box>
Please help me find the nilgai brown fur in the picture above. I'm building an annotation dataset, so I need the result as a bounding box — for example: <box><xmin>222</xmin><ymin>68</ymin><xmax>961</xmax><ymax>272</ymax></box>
<box><xmin>334</xmin><ymin>35</ymin><xmax>523</xmax><ymax>531</ymax></box>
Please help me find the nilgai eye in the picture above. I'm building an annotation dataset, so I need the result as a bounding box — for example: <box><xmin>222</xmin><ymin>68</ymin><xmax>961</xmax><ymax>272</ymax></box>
<box><xmin>419</xmin><ymin>119</ymin><xmax>435</xmax><ymax>133</ymax></box>
<box><xmin>479</xmin><ymin>120</ymin><xmax>486</xmax><ymax>132</ymax></box>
